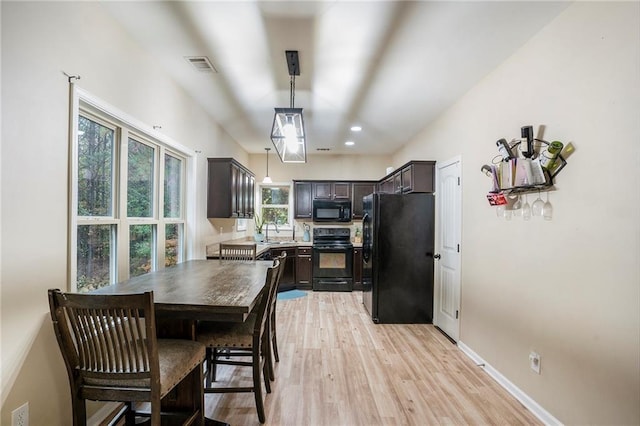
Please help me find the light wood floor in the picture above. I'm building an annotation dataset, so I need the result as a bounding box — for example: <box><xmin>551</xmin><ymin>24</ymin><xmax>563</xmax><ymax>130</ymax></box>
<box><xmin>205</xmin><ymin>291</ymin><xmax>541</xmax><ymax>426</ymax></box>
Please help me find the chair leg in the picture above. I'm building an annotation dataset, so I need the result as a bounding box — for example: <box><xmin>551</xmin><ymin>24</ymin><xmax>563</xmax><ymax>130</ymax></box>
<box><xmin>271</xmin><ymin>311</ymin><xmax>280</xmax><ymax>363</ymax></box>
<box><xmin>150</xmin><ymin>396</ymin><xmax>161</xmax><ymax>426</ymax></box>
<box><xmin>71</xmin><ymin>393</ymin><xmax>87</xmax><ymax>426</ymax></box>
<box><xmin>190</xmin><ymin>364</ymin><xmax>205</xmax><ymax>426</ymax></box>
<box><xmin>124</xmin><ymin>402</ymin><xmax>135</xmax><ymax>425</ymax></box>
<box><xmin>253</xmin><ymin>353</ymin><xmax>266</xmax><ymax>423</ymax></box>
<box><xmin>212</xmin><ymin>347</ymin><xmax>220</xmax><ymax>383</ymax></box>
<box><xmin>205</xmin><ymin>347</ymin><xmax>212</xmax><ymax>387</ymax></box>
<box><xmin>263</xmin><ymin>347</ymin><xmax>272</xmax><ymax>395</ymax></box>
<box><xmin>264</xmin><ymin>327</ymin><xmax>275</xmax><ymax>382</ymax></box>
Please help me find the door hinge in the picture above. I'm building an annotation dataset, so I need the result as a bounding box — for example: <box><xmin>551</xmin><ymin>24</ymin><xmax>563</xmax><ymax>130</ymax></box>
<box><xmin>457</xmin><ymin>244</ymin><xmax>460</xmax><ymax>252</ymax></box>
<box><xmin>455</xmin><ymin>310</ymin><xmax>459</xmax><ymax>319</ymax></box>
<box><xmin>457</xmin><ymin>176</ymin><xmax>460</xmax><ymax>185</ymax></box>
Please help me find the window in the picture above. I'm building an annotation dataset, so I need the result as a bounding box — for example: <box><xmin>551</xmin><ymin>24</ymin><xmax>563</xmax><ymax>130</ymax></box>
<box><xmin>259</xmin><ymin>184</ymin><xmax>292</xmax><ymax>227</ymax></box>
<box><xmin>71</xmin><ymin>92</ymin><xmax>190</xmax><ymax>292</ymax></box>
<box><xmin>76</xmin><ymin>115</ymin><xmax>117</xmax><ymax>291</ymax></box>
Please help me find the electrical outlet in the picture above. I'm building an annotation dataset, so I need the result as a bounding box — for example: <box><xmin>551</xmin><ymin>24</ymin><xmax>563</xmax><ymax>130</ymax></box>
<box><xmin>11</xmin><ymin>402</ymin><xmax>29</xmax><ymax>426</ymax></box>
<box><xmin>529</xmin><ymin>351</ymin><xmax>541</xmax><ymax>374</ymax></box>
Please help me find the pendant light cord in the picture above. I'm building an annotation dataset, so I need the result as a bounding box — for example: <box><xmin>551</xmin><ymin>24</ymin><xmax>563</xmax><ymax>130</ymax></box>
<box><xmin>289</xmin><ymin>75</ymin><xmax>296</xmax><ymax>108</ymax></box>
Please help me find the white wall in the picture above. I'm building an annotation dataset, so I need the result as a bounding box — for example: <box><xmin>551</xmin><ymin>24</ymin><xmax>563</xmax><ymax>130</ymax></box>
<box><xmin>394</xmin><ymin>2</ymin><xmax>640</xmax><ymax>424</ymax></box>
<box><xmin>247</xmin><ymin>153</ymin><xmax>391</xmax><ymax>183</ymax></box>
<box><xmin>0</xmin><ymin>2</ymin><xmax>245</xmax><ymax>424</ymax></box>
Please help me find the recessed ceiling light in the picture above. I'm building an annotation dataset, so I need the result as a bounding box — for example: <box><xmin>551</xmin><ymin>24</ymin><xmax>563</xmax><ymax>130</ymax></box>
<box><xmin>345</xmin><ymin>141</ymin><xmax>355</xmax><ymax>146</ymax></box>
<box><xmin>350</xmin><ymin>125</ymin><xmax>362</xmax><ymax>132</ymax></box>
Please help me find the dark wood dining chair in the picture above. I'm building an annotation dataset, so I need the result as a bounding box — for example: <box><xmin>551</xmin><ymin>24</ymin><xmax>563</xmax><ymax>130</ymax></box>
<box><xmin>48</xmin><ymin>289</ymin><xmax>206</xmax><ymax>426</ymax></box>
<box><xmin>267</xmin><ymin>251</ymin><xmax>287</xmax><ymax>381</ymax></box>
<box><xmin>196</xmin><ymin>258</ymin><xmax>281</xmax><ymax>424</ymax></box>
<box><xmin>219</xmin><ymin>243</ymin><xmax>257</xmax><ymax>262</ymax></box>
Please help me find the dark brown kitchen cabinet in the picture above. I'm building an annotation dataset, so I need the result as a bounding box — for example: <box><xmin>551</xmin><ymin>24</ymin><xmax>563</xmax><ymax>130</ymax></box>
<box><xmin>353</xmin><ymin>247</ymin><xmax>363</xmax><ymax>291</ymax></box>
<box><xmin>400</xmin><ymin>161</ymin><xmax>434</xmax><ymax>193</ymax></box>
<box><xmin>313</xmin><ymin>181</ymin><xmax>351</xmax><ymax>200</ymax></box>
<box><xmin>293</xmin><ymin>181</ymin><xmax>313</xmax><ymax>219</ymax></box>
<box><xmin>377</xmin><ymin>161</ymin><xmax>435</xmax><ymax>194</ymax></box>
<box><xmin>296</xmin><ymin>247</ymin><xmax>313</xmax><ymax>290</ymax></box>
<box><xmin>379</xmin><ymin>176</ymin><xmax>395</xmax><ymax>194</ymax></box>
<box><xmin>351</xmin><ymin>182</ymin><xmax>376</xmax><ymax>219</ymax></box>
<box><xmin>207</xmin><ymin>158</ymin><xmax>255</xmax><ymax>218</ymax></box>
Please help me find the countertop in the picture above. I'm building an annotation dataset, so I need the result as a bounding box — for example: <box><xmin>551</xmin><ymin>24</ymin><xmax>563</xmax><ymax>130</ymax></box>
<box><xmin>206</xmin><ymin>238</ymin><xmax>312</xmax><ymax>259</ymax></box>
<box><xmin>206</xmin><ymin>238</ymin><xmax>362</xmax><ymax>258</ymax></box>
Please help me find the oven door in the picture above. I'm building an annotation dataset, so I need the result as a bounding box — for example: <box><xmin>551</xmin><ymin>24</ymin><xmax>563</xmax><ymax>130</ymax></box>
<box><xmin>312</xmin><ymin>245</ymin><xmax>354</xmax><ymax>291</ymax></box>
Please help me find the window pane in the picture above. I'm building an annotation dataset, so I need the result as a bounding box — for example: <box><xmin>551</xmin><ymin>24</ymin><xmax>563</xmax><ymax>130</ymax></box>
<box><xmin>164</xmin><ymin>154</ymin><xmax>182</xmax><ymax>218</ymax></box>
<box><xmin>261</xmin><ymin>186</ymin><xmax>289</xmax><ymax>205</ymax></box>
<box><xmin>262</xmin><ymin>207</ymin><xmax>289</xmax><ymax>225</ymax></box>
<box><xmin>78</xmin><ymin>116</ymin><xmax>114</xmax><ymax>216</ymax></box>
<box><xmin>130</xmin><ymin>224</ymin><xmax>154</xmax><ymax>277</ymax></box>
<box><xmin>77</xmin><ymin>224</ymin><xmax>113</xmax><ymax>292</ymax></box>
<box><xmin>165</xmin><ymin>223</ymin><xmax>183</xmax><ymax>267</ymax></box>
<box><xmin>127</xmin><ymin>139</ymin><xmax>154</xmax><ymax>217</ymax></box>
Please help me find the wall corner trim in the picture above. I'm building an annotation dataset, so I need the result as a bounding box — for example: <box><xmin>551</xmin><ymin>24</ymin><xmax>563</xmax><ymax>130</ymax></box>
<box><xmin>457</xmin><ymin>341</ymin><xmax>563</xmax><ymax>426</ymax></box>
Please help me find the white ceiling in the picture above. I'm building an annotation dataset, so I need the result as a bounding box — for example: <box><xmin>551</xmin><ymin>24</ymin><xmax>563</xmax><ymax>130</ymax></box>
<box><xmin>101</xmin><ymin>1</ymin><xmax>569</xmax><ymax>156</ymax></box>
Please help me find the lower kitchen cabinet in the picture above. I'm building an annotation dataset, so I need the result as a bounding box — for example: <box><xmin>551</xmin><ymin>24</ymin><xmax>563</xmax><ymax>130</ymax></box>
<box><xmin>353</xmin><ymin>247</ymin><xmax>363</xmax><ymax>291</ymax></box>
<box><xmin>296</xmin><ymin>247</ymin><xmax>313</xmax><ymax>290</ymax></box>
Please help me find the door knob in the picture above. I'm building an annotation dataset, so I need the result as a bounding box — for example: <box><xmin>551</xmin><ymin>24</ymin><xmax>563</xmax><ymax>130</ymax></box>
<box><xmin>434</xmin><ymin>254</ymin><xmax>441</xmax><ymax>259</ymax></box>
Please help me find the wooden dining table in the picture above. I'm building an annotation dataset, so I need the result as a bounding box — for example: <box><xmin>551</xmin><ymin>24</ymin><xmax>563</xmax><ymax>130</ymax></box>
<box><xmin>90</xmin><ymin>259</ymin><xmax>273</xmax><ymax>425</ymax></box>
<box><xmin>92</xmin><ymin>259</ymin><xmax>273</xmax><ymax>320</ymax></box>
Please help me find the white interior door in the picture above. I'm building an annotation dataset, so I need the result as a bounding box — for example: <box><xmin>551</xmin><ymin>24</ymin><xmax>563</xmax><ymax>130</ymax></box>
<box><xmin>434</xmin><ymin>157</ymin><xmax>462</xmax><ymax>341</ymax></box>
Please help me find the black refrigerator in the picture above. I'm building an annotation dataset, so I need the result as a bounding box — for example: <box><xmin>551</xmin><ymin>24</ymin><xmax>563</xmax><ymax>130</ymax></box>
<box><xmin>362</xmin><ymin>193</ymin><xmax>435</xmax><ymax>324</ymax></box>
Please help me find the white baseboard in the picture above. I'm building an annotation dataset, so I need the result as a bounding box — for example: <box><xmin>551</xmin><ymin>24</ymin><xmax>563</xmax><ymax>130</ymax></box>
<box><xmin>457</xmin><ymin>341</ymin><xmax>563</xmax><ymax>426</ymax></box>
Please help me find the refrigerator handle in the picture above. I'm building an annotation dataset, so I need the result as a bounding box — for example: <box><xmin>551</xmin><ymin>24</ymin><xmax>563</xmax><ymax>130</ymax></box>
<box><xmin>362</xmin><ymin>213</ymin><xmax>371</xmax><ymax>263</ymax></box>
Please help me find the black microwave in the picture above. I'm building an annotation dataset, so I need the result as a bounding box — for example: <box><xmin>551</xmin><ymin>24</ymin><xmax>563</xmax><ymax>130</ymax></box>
<box><xmin>312</xmin><ymin>199</ymin><xmax>352</xmax><ymax>222</ymax></box>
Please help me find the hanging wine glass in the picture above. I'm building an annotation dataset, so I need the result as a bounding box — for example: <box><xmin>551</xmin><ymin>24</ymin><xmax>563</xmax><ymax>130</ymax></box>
<box><xmin>504</xmin><ymin>208</ymin><xmax>513</xmax><ymax>221</ymax></box>
<box><xmin>543</xmin><ymin>192</ymin><xmax>553</xmax><ymax>221</ymax></box>
<box><xmin>512</xmin><ymin>194</ymin><xmax>523</xmax><ymax>217</ymax></box>
<box><xmin>532</xmin><ymin>190</ymin><xmax>544</xmax><ymax>217</ymax></box>
<box><xmin>523</xmin><ymin>194</ymin><xmax>532</xmax><ymax>221</ymax></box>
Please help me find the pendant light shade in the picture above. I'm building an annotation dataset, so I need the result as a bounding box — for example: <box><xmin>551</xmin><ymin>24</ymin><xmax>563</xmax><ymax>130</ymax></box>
<box><xmin>271</xmin><ymin>107</ymin><xmax>306</xmax><ymax>163</ymax></box>
<box><xmin>262</xmin><ymin>147</ymin><xmax>272</xmax><ymax>183</ymax></box>
<box><xmin>270</xmin><ymin>50</ymin><xmax>307</xmax><ymax>163</ymax></box>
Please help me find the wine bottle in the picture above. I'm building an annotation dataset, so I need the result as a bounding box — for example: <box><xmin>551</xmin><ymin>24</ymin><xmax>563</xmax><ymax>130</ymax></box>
<box><xmin>496</xmin><ymin>138</ymin><xmax>514</xmax><ymax>161</ymax></box>
<box><xmin>540</xmin><ymin>141</ymin><xmax>564</xmax><ymax>170</ymax></box>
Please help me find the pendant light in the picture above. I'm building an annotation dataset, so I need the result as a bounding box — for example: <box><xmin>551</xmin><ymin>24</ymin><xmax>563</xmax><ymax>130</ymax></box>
<box><xmin>270</xmin><ymin>50</ymin><xmax>307</xmax><ymax>163</ymax></box>
<box><xmin>262</xmin><ymin>147</ymin><xmax>272</xmax><ymax>183</ymax></box>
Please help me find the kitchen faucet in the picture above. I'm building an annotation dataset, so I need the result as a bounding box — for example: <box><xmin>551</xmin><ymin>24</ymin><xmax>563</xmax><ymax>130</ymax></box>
<box><xmin>265</xmin><ymin>221</ymin><xmax>279</xmax><ymax>242</ymax></box>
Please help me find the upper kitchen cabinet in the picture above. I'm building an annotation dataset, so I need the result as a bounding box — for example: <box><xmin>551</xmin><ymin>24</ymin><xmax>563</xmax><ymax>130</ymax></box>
<box><xmin>351</xmin><ymin>182</ymin><xmax>376</xmax><ymax>219</ymax></box>
<box><xmin>293</xmin><ymin>181</ymin><xmax>313</xmax><ymax>219</ymax></box>
<box><xmin>377</xmin><ymin>161</ymin><xmax>436</xmax><ymax>194</ymax></box>
<box><xmin>313</xmin><ymin>181</ymin><xmax>351</xmax><ymax>200</ymax></box>
<box><xmin>207</xmin><ymin>158</ymin><xmax>255</xmax><ymax>218</ymax></box>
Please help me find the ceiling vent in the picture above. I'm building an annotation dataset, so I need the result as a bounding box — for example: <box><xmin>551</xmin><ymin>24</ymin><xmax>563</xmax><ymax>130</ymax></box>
<box><xmin>185</xmin><ymin>56</ymin><xmax>217</xmax><ymax>73</ymax></box>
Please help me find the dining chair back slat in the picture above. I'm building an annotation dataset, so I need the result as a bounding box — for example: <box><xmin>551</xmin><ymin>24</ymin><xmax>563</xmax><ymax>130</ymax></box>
<box><xmin>220</xmin><ymin>243</ymin><xmax>257</xmax><ymax>262</ymax></box>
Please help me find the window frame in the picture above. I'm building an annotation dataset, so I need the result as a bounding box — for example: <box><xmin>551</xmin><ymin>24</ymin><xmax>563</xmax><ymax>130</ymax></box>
<box><xmin>69</xmin><ymin>85</ymin><xmax>195</xmax><ymax>291</ymax></box>
<box><xmin>257</xmin><ymin>182</ymin><xmax>293</xmax><ymax>230</ymax></box>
